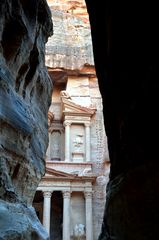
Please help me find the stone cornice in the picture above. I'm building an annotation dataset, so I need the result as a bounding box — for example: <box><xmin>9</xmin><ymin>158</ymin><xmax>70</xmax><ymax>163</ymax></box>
<box><xmin>45</xmin><ymin>167</ymin><xmax>76</xmax><ymax>178</ymax></box>
<box><xmin>42</xmin><ymin>167</ymin><xmax>96</xmax><ymax>182</ymax></box>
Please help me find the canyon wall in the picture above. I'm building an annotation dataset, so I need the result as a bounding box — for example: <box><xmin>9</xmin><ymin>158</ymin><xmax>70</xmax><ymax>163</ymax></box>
<box><xmin>0</xmin><ymin>0</ymin><xmax>53</xmax><ymax>239</ymax></box>
<box><xmin>85</xmin><ymin>1</ymin><xmax>159</xmax><ymax>240</ymax></box>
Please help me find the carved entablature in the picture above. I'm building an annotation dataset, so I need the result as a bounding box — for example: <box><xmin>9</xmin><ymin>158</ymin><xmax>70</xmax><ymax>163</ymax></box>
<box><xmin>41</xmin><ymin>167</ymin><xmax>96</xmax><ymax>182</ymax></box>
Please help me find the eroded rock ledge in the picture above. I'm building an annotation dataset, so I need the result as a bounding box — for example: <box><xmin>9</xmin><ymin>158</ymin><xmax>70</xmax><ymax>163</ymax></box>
<box><xmin>0</xmin><ymin>0</ymin><xmax>53</xmax><ymax>239</ymax></box>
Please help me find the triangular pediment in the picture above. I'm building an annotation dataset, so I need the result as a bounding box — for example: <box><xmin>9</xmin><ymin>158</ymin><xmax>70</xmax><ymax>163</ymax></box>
<box><xmin>42</xmin><ymin>167</ymin><xmax>96</xmax><ymax>182</ymax></box>
<box><xmin>61</xmin><ymin>96</ymin><xmax>96</xmax><ymax>115</ymax></box>
<box><xmin>45</xmin><ymin>167</ymin><xmax>77</xmax><ymax>178</ymax></box>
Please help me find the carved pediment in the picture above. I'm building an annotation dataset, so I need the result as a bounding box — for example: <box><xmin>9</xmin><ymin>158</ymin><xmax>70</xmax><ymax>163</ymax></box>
<box><xmin>43</xmin><ymin>167</ymin><xmax>96</xmax><ymax>182</ymax></box>
<box><xmin>45</xmin><ymin>167</ymin><xmax>77</xmax><ymax>178</ymax></box>
<box><xmin>61</xmin><ymin>91</ymin><xmax>96</xmax><ymax>116</ymax></box>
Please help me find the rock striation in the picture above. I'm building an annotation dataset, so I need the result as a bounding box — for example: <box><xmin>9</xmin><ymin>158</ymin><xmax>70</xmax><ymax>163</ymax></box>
<box><xmin>0</xmin><ymin>0</ymin><xmax>53</xmax><ymax>239</ymax></box>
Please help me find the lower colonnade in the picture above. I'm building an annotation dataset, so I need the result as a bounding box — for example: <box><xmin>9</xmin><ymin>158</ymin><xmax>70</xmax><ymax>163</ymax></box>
<box><xmin>41</xmin><ymin>189</ymin><xmax>93</xmax><ymax>240</ymax></box>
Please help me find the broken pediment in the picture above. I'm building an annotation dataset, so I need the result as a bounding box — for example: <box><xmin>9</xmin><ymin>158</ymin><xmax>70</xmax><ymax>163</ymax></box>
<box><xmin>45</xmin><ymin>167</ymin><xmax>77</xmax><ymax>178</ymax></box>
<box><xmin>43</xmin><ymin>167</ymin><xmax>96</xmax><ymax>181</ymax></box>
<box><xmin>60</xmin><ymin>90</ymin><xmax>96</xmax><ymax>116</ymax></box>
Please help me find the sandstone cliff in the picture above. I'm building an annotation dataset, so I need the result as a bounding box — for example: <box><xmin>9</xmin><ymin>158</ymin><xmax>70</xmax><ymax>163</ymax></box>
<box><xmin>45</xmin><ymin>0</ymin><xmax>94</xmax><ymax>71</ymax></box>
<box><xmin>0</xmin><ymin>0</ymin><xmax>53</xmax><ymax>239</ymax></box>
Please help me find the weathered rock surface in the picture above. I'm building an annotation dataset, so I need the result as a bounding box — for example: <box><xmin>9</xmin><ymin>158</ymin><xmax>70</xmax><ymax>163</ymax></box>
<box><xmin>45</xmin><ymin>0</ymin><xmax>94</xmax><ymax>70</ymax></box>
<box><xmin>0</xmin><ymin>200</ymin><xmax>48</xmax><ymax>240</ymax></box>
<box><xmin>0</xmin><ymin>0</ymin><xmax>53</xmax><ymax>239</ymax></box>
<box><xmin>85</xmin><ymin>1</ymin><xmax>159</xmax><ymax>240</ymax></box>
<box><xmin>48</xmin><ymin>0</ymin><xmax>89</xmax><ymax>23</ymax></box>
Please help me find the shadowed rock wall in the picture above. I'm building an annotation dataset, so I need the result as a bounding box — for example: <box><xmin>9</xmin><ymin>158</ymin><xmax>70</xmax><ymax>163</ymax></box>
<box><xmin>0</xmin><ymin>0</ymin><xmax>53</xmax><ymax>239</ymax></box>
<box><xmin>85</xmin><ymin>1</ymin><xmax>159</xmax><ymax>240</ymax></box>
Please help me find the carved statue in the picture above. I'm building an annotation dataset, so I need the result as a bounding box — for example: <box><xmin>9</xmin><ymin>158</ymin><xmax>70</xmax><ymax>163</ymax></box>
<box><xmin>73</xmin><ymin>134</ymin><xmax>83</xmax><ymax>150</ymax></box>
<box><xmin>74</xmin><ymin>223</ymin><xmax>85</xmax><ymax>238</ymax></box>
<box><xmin>60</xmin><ymin>90</ymin><xmax>71</xmax><ymax>99</ymax></box>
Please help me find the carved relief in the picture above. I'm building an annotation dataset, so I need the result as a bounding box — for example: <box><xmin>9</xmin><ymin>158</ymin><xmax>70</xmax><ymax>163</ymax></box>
<box><xmin>73</xmin><ymin>223</ymin><xmax>85</xmax><ymax>237</ymax></box>
<box><xmin>60</xmin><ymin>90</ymin><xmax>71</xmax><ymax>99</ymax></box>
<box><xmin>96</xmin><ymin>175</ymin><xmax>107</xmax><ymax>186</ymax></box>
<box><xmin>95</xmin><ymin>119</ymin><xmax>105</xmax><ymax>163</ymax></box>
<box><xmin>73</xmin><ymin>134</ymin><xmax>83</xmax><ymax>151</ymax></box>
<box><xmin>71</xmin><ymin>125</ymin><xmax>85</xmax><ymax>162</ymax></box>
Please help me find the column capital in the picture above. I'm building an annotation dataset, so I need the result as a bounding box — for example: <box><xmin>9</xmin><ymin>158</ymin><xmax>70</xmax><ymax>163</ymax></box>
<box><xmin>84</xmin><ymin>122</ymin><xmax>91</xmax><ymax>127</ymax></box>
<box><xmin>63</xmin><ymin>121</ymin><xmax>71</xmax><ymax>127</ymax></box>
<box><xmin>84</xmin><ymin>191</ymin><xmax>93</xmax><ymax>199</ymax></box>
<box><xmin>63</xmin><ymin>190</ymin><xmax>71</xmax><ymax>199</ymax></box>
<box><xmin>43</xmin><ymin>191</ymin><xmax>52</xmax><ymax>198</ymax></box>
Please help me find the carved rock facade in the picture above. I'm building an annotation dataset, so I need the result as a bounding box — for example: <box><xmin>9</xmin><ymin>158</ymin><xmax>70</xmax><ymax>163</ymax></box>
<box><xmin>33</xmin><ymin>1</ymin><xmax>110</xmax><ymax>239</ymax></box>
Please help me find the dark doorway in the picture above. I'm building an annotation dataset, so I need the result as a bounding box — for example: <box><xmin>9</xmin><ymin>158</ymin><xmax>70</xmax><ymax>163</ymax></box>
<box><xmin>33</xmin><ymin>191</ymin><xmax>43</xmax><ymax>224</ymax></box>
<box><xmin>50</xmin><ymin>191</ymin><xmax>63</xmax><ymax>240</ymax></box>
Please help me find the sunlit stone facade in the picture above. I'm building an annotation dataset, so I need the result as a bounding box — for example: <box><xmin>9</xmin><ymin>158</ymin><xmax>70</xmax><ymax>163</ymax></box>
<box><xmin>33</xmin><ymin>1</ymin><xmax>110</xmax><ymax>239</ymax></box>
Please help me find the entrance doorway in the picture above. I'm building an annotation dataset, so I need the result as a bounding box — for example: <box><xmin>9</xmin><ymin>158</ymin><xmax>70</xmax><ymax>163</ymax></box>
<box><xmin>50</xmin><ymin>191</ymin><xmax>63</xmax><ymax>240</ymax></box>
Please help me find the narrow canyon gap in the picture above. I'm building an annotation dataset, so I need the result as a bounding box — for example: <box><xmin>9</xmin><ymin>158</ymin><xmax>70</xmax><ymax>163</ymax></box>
<box><xmin>1</xmin><ymin>0</ymin><xmax>159</xmax><ymax>240</ymax></box>
<box><xmin>33</xmin><ymin>1</ymin><xmax>110</xmax><ymax>240</ymax></box>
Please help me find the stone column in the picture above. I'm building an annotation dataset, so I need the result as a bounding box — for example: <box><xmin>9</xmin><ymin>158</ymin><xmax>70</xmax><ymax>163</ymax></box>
<box><xmin>85</xmin><ymin>122</ymin><xmax>91</xmax><ymax>162</ymax></box>
<box><xmin>64</xmin><ymin>121</ymin><xmax>71</xmax><ymax>162</ymax></box>
<box><xmin>43</xmin><ymin>191</ymin><xmax>52</xmax><ymax>235</ymax></box>
<box><xmin>85</xmin><ymin>191</ymin><xmax>93</xmax><ymax>240</ymax></box>
<box><xmin>63</xmin><ymin>191</ymin><xmax>71</xmax><ymax>240</ymax></box>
